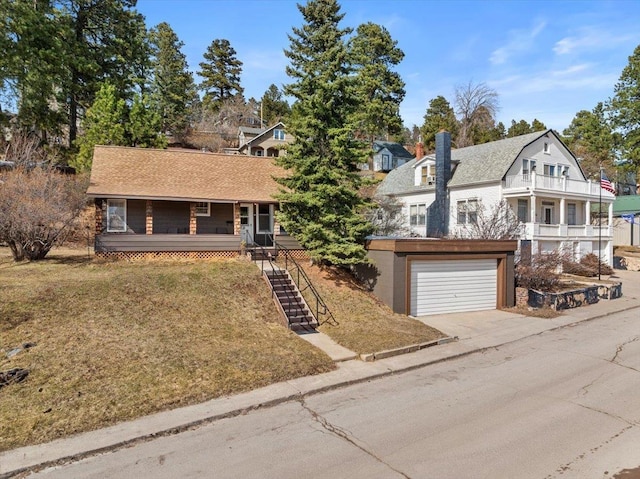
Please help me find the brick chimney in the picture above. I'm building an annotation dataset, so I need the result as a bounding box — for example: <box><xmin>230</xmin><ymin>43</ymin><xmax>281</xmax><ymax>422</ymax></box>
<box><xmin>415</xmin><ymin>142</ymin><xmax>425</xmax><ymax>160</ymax></box>
<box><xmin>426</xmin><ymin>131</ymin><xmax>451</xmax><ymax>238</ymax></box>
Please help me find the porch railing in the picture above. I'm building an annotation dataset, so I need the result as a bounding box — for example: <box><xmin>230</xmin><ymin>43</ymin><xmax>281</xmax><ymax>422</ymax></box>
<box><xmin>503</xmin><ymin>174</ymin><xmax>607</xmax><ymax>197</ymax></box>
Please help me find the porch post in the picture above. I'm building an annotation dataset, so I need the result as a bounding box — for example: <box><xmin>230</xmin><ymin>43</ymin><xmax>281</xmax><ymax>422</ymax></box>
<box><xmin>559</xmin><ymin>198</ymin><xmax>566</xmax><ymax>225</ymax></box>
<box><xmin>530</xmin><ymin>194</ymin><xmax>537</xmax><ymax>224</ymax></box>
<box><xmin>233</xmin><ymin>203</ymin><xmax>241</xmax><ymax>235</ymax></box>
<box><xmin>95</xmin><ymin>199</ymin><xmax>105</xmax><ymax>235</ymax></box>
<box><xmin>145</xmin><ymin>200</ymin><xmax>153</xmax><ymax>235</ymax></box>
<box><xmin>585</xmin><ymin>200</ymin><xmax>591</xmax><ymax>225</ymax></box>
<box><xmin>189</xmin><ymin>203</ymin><xmax>197</xmax><ymax>235</ymax></box>
<box><xmin>608</xmin><ymin>202</ymin><xmax>613</xmax><ymax>234</ymax></box>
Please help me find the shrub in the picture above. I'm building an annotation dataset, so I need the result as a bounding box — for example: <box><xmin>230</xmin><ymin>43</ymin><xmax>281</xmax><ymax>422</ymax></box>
<box><xmin>567</xmin><ymin>253</ymin><xmax>614</xmax><ymax>276</ymax></box>
<box><xmin>515</xmin><ymin>251</ymin><xmax>565</xmax><ymax>291</ymax></box>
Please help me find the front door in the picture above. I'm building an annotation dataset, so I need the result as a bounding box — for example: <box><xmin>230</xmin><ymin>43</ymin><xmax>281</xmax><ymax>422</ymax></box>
<box><xmin>542</xmin><ymin>202</ymin><xmax>554</xmax><ymax>225</ymax></box>
<box><xmin>239</xmin><ymin>204</ymin><xmax>253</xmax><ymax>243</ymax></box>
<box><xmin>255</xmin><ymin>204</ymin><xmax>274</xmax><ymax>247</ymax></box>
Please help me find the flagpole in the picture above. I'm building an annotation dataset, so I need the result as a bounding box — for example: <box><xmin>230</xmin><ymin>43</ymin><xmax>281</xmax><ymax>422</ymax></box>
<box><xmin>598</xmin><ymin>166</ymin><xmax>602</xmax><ymax>280</ymax></box>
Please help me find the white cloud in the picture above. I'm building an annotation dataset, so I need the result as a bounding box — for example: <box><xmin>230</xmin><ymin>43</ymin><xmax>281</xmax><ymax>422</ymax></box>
<box><xmin>490</xmin><ymin>19</ymin><xmax>547</xmax><ymax>65</ymax></box>
<box><xmin>554</xmin><ymin>28</ymin><xmax>636</xmax><ymax>55</ymax></box>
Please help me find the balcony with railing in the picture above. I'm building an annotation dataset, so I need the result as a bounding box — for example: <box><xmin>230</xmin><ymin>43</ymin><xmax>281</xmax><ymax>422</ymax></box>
<box><xmin>503</xmin><ymin>173</ymin><xmax>608</xmax><ymax>198</ymax></box>
<box><xmin>522</xmin><ymin>222</ymin><xmax>612</xmax><ymax>239</ymax></box>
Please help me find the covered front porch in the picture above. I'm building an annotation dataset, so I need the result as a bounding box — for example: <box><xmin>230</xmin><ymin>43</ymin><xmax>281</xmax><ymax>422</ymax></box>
<box><xmin>95</xmin><ymin>198</ymin><xmax>300</xmax><ymax>254</ymax></box>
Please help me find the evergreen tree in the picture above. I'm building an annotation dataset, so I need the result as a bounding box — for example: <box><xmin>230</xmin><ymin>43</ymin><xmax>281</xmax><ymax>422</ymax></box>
<box><xmin>531</xmin><ymin>118</ymin><xmax>547</xmax><ymax>132</ymax></box>
<box><xmin>1</xmin><ymin>0</ymin><xmax>65</xmax><ymax>139</ymax></box>
<box><xmin>420</xmin><ymin>96</ymin><xmax>458</xmax><ymax>151</ymax></box>
<box><xmin>58</xmin><ymin>0</ymin><xmax>149</xmax><ymax>145</ymax></box>
<box><xmin>350</xmin><ymin>22</ymin><xmax>405</xmax><ymax>144</ymax></box>
<box><xmin>127</xmin><ymin>93</ymin><xmax>167</xmax><ymax>148</ymax></box>
<box><xmin>148</xmin><ymin>22</ymin><xmax>197</xmax><ymax>142</ymax></box>
<box><xmin>610</xmin><ymin>43</ymin><xmax>640</xmax><ymax>169</ymax></box>
<box><xmin>72</xmin><ymin>83</ymin><xmax>126</xmax><ymax>171</ymax></box>
<box><xmin>198</xmin><ymin>39</ymin><xmax>244</xmax><ymax>112</ymax></box>
<box><xmin>276</xmin><ymin>0</ymin><xmax>372</xmax><ymax>266</ymax></box>
<box><xmin>563</xmin><ymin>103</ymin><xmax>615</xmax><ymax>178</ymax></box>
<box><xmin>260</xmin><ymin>84</ymin><xmax>290</xmax><ymax>126</ymax></box>
<box><xmin>507</xmin><ymin>119</ymin><xmax>532</xmax><ymax>137</ymax></box>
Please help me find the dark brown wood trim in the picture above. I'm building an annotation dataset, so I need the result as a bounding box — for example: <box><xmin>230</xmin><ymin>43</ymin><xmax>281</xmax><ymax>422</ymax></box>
<box><xmin>367</xmin><ymin>238</ymin><xmax>517</xmax><ymax>254</ymax></box>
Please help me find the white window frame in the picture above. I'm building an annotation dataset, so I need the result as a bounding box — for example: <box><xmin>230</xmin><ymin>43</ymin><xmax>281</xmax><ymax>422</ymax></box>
<box><xmin>273</xmin><ymin>129</ymin><xmax>285</xmax><ymax>141</ymax></box>
<box><xmin>543</xmin><ymin>142</ymin><xmax>550</xmax><ymax>154</ymax></box>
<box><xmin>195</xmin><ymin>202</ymin><xmax>210</xmax><ymax>216</ymax></box>
<box><xmin>410</xmin><ymin>204</ymin><xmax>427</xmax><ymax>226</ymax></box>
<box><xmin>543</xmin><ymin>164</ymin><xmax>556</xmax><ymax>176</ymax></box>
<box><xmin>517</xmin><ymin>199</ymin><xmax>528</xmax><ymax>223</ymax></box>
<box><xmin>567</xmin><ymin>203</ymin><xmax>577</xmax><ymax>225</ymax></box>
<box><xmin>107</xmin><ymin>199</ymin><xmax>127</xmax><ymax>233</ymax></box>
<box><xmin>457</xmin><ymin>199</ymin><xmax>479</xmax><ymax>224</ymax></box>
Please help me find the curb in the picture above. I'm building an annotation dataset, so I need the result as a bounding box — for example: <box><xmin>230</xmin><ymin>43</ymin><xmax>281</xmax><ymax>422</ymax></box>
<box><xmin>359</xmin><ymin>336</ymin><xmax>458</xmax><ymax>362</ymax></box>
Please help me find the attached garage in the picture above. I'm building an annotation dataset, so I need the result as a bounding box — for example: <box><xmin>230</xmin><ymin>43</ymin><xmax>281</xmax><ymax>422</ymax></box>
<box><xmin>410</xmin><ymin>258</ymin><xmax>497</xmax><ymax>316</ymax></box>
<box><xmin>358</xmin><ymin>238</ymin><xmax>517</xmax><ymax>317</ymax></box>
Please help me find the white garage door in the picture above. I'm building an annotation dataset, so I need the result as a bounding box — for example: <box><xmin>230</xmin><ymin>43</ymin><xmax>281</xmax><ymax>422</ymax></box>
<box><xmin>410</xmin><ymin>259</ymin><xmax>497</xmax><ymax>316</ymax></box>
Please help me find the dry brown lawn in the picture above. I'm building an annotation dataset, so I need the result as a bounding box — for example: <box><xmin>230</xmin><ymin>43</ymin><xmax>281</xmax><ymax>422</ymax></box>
<box><xmin>0</xmin><ymin>248</ymin><xmax>334</xmax><ymax>452</ymax></box>
<box><xmin>282</xmin><ymin>261</ymin><xmax>446</xmax><ymax>354</ymax></box>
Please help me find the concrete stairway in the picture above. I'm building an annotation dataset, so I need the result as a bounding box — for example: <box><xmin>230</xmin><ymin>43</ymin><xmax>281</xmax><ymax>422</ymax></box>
<box><xmin>265</xmin><ymin>269</ymin><xmax>318</xmax><ymax>332</ymax></box>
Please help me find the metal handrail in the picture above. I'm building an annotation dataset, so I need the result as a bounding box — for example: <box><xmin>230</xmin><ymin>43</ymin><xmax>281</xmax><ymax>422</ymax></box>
<box><xmin>273</xmin><ymin>240</ymin><xmax>338</xmax><ymax>327</ymax></box>
<box><xmin>247</xmin><ymin>235</ymin><xmax>311</xmax><ymax>329</ymax></box>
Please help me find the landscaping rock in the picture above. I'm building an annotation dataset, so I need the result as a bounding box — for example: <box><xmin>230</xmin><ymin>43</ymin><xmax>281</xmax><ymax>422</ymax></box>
<box><xmin>4</xmin><ymin>342</ymin><xmax>37</xmax><ymax>359</ymax></box>
<box><xmin>0</xmin><ymin>368</ymin><xmax>29</xmax><ymax>389</ymax></box>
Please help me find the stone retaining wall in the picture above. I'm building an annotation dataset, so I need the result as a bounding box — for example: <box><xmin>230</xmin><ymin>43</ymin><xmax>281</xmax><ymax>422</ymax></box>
<box><xmin>526</xmin><ymin>282</ymin><xmax>622</xmax><ymax>311</ymax></box>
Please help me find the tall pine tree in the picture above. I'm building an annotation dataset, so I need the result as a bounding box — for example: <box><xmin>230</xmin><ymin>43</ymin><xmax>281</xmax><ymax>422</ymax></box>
<box><xmin>421</xmin><ymin>96</ymin><xmax>458</xmax><ymax>151</ymax></box>
<box><xmin>197</xmin><ymin>39</ymin><xmax>243</xmax><ymax>112</ymax></box>
<box><xmin>149</xmin><ymin>22</ymin><xmax>197</xmax><ymax>142</ymax></box>
<box><xmin>260</xmin><ymin>84</ymin><xmax>290</xmax><ymax>126</ymax></box>
<box><xmin>276</xmin><ymin>0</ymin><xmax>372</xmax><ymax>266</ymax></box>
<box><xmin>350</xmin><ymin>22</ymin><xmax>405</xmax><ymax>144</ymax></box>
<box><xmin>610</xmin><ymin>43</ymin><xmax>640</xmax><ymax>169</ymax></box>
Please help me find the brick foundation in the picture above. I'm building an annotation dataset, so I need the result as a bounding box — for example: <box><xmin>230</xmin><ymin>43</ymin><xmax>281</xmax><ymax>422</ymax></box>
<box><xmin>95</xmin><ymin>251</ymin><xmax>240</xmax><ymax>261</ymax></box>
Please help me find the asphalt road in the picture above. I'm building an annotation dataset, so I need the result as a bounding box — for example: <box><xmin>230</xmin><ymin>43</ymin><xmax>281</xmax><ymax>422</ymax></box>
<box><xmin>31</xmin><ymin>309</ymin><xmax>640</xmax><ymax>479</ymax></box>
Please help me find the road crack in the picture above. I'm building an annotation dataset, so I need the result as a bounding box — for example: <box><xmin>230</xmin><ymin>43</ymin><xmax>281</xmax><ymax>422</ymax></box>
<box><xmin>611</xmin><ymin>336</ymin><xmax>639</xmax><ymax>363</ymax></box>
<box><xmin>297</xmin><ymin>398</ymin><xmax>411</xmax><ymax>479</ymax></box>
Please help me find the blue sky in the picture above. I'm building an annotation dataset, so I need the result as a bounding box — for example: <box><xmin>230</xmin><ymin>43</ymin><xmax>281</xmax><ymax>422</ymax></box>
<box><xmin>136</xmin><ymin>0</ymin><xmax>640</xmax><ymax>133</ymax></box>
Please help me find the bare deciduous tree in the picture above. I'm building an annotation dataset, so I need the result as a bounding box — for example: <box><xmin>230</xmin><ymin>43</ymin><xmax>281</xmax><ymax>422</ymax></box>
<box><xmin>0</xmin><ymin>134</ymin><xmax>88</xmax><ymax>261</ymax></box>
<box><xmin>365</xmin><ymin>195</ymin><xmax>410</xmax><ymax>237</ymax></box>
<box><xmin>454</xmin><ymin>81</ymin><xmax>499</xmax><ymax>147</ymax></box>
<box><xmin>451</xmin><ymin>199</ymin><xmax>523</xmax><ymax>240</ymax></box>
<box><xmin>191</xmin><ymin>96</ymin><xmax>259</xmax><ymax>151</ymax></box>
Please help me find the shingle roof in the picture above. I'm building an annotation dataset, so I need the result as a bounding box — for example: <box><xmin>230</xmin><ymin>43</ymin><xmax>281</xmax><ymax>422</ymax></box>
<box><xmin>447</xmin><ymin>130</ymin><xmax>546</xmax><ymax>187</ymax></box>
<box><xmin>87</xmin><ymin>146</ymin><xmax>286</xmax><ymax>202</ymax></box>
<box><xmin>373</xmin><ymin>141</ymin><xmax>414</xmax><ymax>159</ymax></box>
<box><xmin>378</xmin><ymin>130</ymin><xmax>551</xmax><ymax>195</ymax></box>
<box><xmin>375</xmin><ymin>158</ymin><xmax>420</xmax><ymax>196</ymax></box>
<box><xmin>238</xmin><ymin>126</ymin><xmax>264</xmax><ymax>135</ymax></box>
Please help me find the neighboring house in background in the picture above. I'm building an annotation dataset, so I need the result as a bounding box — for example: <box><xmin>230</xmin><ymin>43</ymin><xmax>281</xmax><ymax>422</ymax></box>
<box><xmin>87</xmin><ymin>145</ymin><xmax>301</xmax><ymax>259</ymax></box>
<box><xmin>237</xmin><ymin>126</ymin><xmax>264</xmax><ymax>148</ymax></box>
<box><xmin>611</xmin><ymin>195</ymin><xmax>640</xmax><ymax>246</ymax></box>
<box><xmin>237</xmin><ymin>122</ymin><xmax>292</xmax><ymax>157</ymax></box>
<box><xmin>364</xmin><ymin>141</ymin><xmax>414</xmax><ymax>172</ymax></box>
<box><xmin>378</xmin><ymin>130</ymin><xmax>616</xmax><ymax>265</ymax></box>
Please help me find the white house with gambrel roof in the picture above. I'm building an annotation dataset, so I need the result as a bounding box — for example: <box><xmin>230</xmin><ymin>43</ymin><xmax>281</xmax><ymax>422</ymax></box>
<box><xmin>378</xmin><ymin>130</ymin><xmax>615</xmax><ymax>264</ymax></box>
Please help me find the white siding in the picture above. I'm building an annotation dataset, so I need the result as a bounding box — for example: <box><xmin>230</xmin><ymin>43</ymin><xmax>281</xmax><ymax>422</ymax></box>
<box><xmin>410</xmin><ymin>259</ymin><xmax>497</xmax><ymax>316</ymax></box>
<box><xmin>448</xmin><ymin>185</ymin><xmax>502</xmax><ymax>237</ymax></box>
<box><xmin>505</xmin><ymin>136</ymin><xmax>586</xmax><ymax>181</ymax></box>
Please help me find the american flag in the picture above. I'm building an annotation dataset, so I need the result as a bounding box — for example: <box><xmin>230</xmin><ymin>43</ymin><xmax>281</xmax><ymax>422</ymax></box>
<box><xmin>600</xmin><ymin>171</ymin><xmax>615</xmax><ymax>194</ymax></box>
